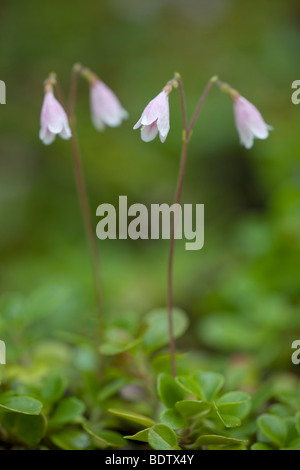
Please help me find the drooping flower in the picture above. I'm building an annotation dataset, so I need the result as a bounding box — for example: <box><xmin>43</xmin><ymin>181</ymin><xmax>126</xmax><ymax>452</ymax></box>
<box><xmin>233</xmin><ymin>94</ymin><xmax>272</xmax><ymax>149</ymax></box>
<box><xmin>133</xmin><ymin>89</ymin><xmax>170</xmax><ymax>143</ymax></box>
<box><xmin>90</xmin><ymin>79</ymin><xmax>128</xmax><ymax>131</ymax></box>
<box><xmin>39</xmin><ymin>91</ymin><xmax>72</xmax><ymax>145</ymax></box>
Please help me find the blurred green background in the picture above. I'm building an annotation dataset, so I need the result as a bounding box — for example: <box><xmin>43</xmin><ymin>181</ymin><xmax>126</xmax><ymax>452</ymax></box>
<box><xmin>0</xmin><ymin>0</ymin><xmax>300</xmax><ymax>373</ymax></box>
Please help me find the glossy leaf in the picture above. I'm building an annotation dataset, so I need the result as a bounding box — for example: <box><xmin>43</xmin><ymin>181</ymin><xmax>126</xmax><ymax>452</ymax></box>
<box><xmin>125</xmin><ymin>429</ymin><xmax>150</xmax><ymax>443</ymax></box>
<box><xmin>194</xmin><ymin>434</ymin><xmax>247</xmax><ymax>448</ymax></box>
<box><xmin>83</xmin><ymin>423</ymin><xmax>126</xmax><ymax>449</ymax></box>
<box><xmin>175</xmin><ymin>400</ymin><xmax>211</xmax><ymax>419</ymax></box>
<box><xmin>257</xmin><ymin>414</ymin><xmax>287</xmax><ymax>448</ymax></box>
<box><xmin>148</xmin><ymin>424</ymin><xmax>180</xmax><ymax>450</ymax></box>
<box><xmin>51</xmin><ymin>429</ymin><xmax>92</xmax><ymax>450</ymax></box>
<box><xmin>157</xmin><ymin>373</ymin><xmax>185</xmax><ymax>408</ymax></box>
<box><xmin>108</xmin><ymin>408</ymin><xmax>155</xmax><ymax>427</ymax></box>
<box><xmin>193</xmin><ymin>371</ymin><xmax>224</xmax><ymax>401</ymax></box>
<box><xmin>217</xmin><ymin>391</ymin><xmax>251</xmax><ymax>418</ymax></box>
<box><xmin>159</xmin><ymin>409</ymin><xmax>186</xmax><ymax>430</ymax></box>
<box><xmin>51</xmin><ymin>397</ymin><xmax>86</xmax><ymax>425</ymax></box>
<box><xmin>0</xmin><ymin>412</ymin><xmax>47</xmax><ymax>447</ymax></box>
<box><xmin>0</xmin><ymin>395</ymin><xmax>43</xmax><ymax>415</ymax></box>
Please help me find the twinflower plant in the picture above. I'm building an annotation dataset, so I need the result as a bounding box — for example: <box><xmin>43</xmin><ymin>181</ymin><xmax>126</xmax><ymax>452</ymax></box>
<box><xmin>39</xmin><ymin>65</ymin><xmax>128</xmax><ymax>337</ymax></box>
<box><xmin>134</xmin><ymin>74</ymin><xmax>272</xmax><ymax>377</ymax></box>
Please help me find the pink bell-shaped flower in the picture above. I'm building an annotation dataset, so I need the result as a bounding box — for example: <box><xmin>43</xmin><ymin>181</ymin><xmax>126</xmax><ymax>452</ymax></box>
<box><xmin>90</xmin><ymin>80</ymin><xmax>128</xmax><ymax>131</ymax></box>
<box><xmin>133</xmin><ymin>90</ymin><xmax>170</xmax><ymax>143</ymax></box>
<box><xmin>233</xmin><ymin>95</ymin><xmax>272</xmax><ymax>149</ymax></box>
<box><xmin>39</xmin><ymin>91</ymin><xmax>71</xmax><ymax>145</ymax></box>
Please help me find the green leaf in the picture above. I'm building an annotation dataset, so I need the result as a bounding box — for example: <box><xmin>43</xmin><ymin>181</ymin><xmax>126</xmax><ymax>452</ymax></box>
<box><xmin>1</xmin><ymin>412</ymin><xmax>47</xmax><ymax>447</ymax></box>
<box><xmin>50</xmin><ymin>428</ymin><xmax>91</xmax><ymax>450</ymax></box>
<box><xmin>295</xmin><ymin>412</ymin><xmax>300</xmax><ymax>435</ymax></box>
<box><xmin>0</xmin><ymin>395</ymin><xmax>43</xmax><ymax>415</ymax></box>
<box><xmin>159</xmin><ymin>409</ymin><xmax>186</xmax><ymax>430</ymax></box>
<box><xmin>83</xmin><ymin>423</ymin><xmax>126</xmax><ymax>449</ymax></box>
<box><xmin>193</xmin><ymin>371</ymin><xmax>224</xmax><ymax>401</ymax></box>
<box><xmin>284</xmin><ymin>416</ymin><xmax>298</xmax><ymax>444</ymax></box>
<box><xmin>108</xmin><ymin>408</ymin><xmax>155</xmax><ymax>427</ymax></box>
<box><xmin>38</xmin><ymin>375</ymin><xmax>66</xmax><ymax>406</ymax></box>
<box><xmin>217</xmin><ymin>391</ymin><xmax>251</xmax><ymax>404</ymax></box>
<box><xmin>51</xmin><ymin>397</ymin><xmax>86</xmax><ymax>425</ymax></box>
<box><xmin>194</xmin><ymin>434</ymin><xmax>247</xmax><ymax>448</ymax></box>
<box><xmin>148</xmin><ymin>424</ymin><xmax>180</xmax><ymax>450</ymax></box>
<box><xmin>215</xmin><ymin>411</ymin><xmax>241</xmax><ymax>428</ymax></box>
<box><xmin>143</xmin><ymin>308</ymin><xmax>189</xmax><ymax>353</ymax></box>
<box><xmin>175</xmin><ymin>400</ymin><xmax>211</xmax><ymax>419</ymax></box>
<box><xmin>99</xmin><ymin>327</ymin><xmax>141</xmax><ymax>356</ymax></box>
<box><xmin>199</xmin><ymin>313</ymin><xmax>265</xmax><ymax>351</ymax></box>
<box><xmin>216</xmin><ymin>391</ymin><xmax>251</xmax><ymax>418</ymax></box>
<box><xmin>251</xmin><ymin>442</ymin><xmax>273</xmax><ymax>450</ymax></box>
<box><xmin>269</xmin><ymin>404</ymin><xmax>292</xmax><ymax>418</ymax></box>
<box><xmin>95</xmin><ymin>430</ymin><xmax>126</xmax><ymax>449</ymax></box>
<box><xmin>97</xmin><ymin>378</ymin><xmax>127</xmax><ymax>402</ymax></box>
<box><xmin>176</xmin><ymin>376</ymin><xmax>202</xmax><ymax>397</ymax></box>
<box><xmin>125</xmin><ymin>429</ymin><xmax>150</xmax><ymax>443</ymax></box>
<box><xmin>157</xmin><ymin>373</ymin><xmax>185</xmax><ymax>408</ymax></box>
<box><xmin>257</xmin><ymin>414</ymin><xmax>287</xmax><ymax>448</ymax></box>
<box><xmin>283</xmin><ymin>438</ymin><xmax>300</xmax><ymax>450</ymax></box>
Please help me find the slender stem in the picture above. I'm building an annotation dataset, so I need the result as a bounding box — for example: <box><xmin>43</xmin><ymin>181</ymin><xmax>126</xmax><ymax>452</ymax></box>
<box><xmin>177</xmin><ymin>77</ymin><xmax>188</xmax><ymax>133</ymax></box>
<box><xmin>56</xmin><ymin>70</ymin><xmax>103</xmax><ymax>330</ymax></box>
<box><xmin>69</xmin><ymin>65</ymin><xmax>82</xmax><ymax>125</ymax></box>
<box><xmin>69</xmin><ymin>127</ymin><xmax>103</xmax><ymax>316</ymax></box>
<box><xmin>188</xmin><ymin>77</ymin><xmax>217</xmax><ymax>133</ymax></box>
<box><xmin>167</xmin><ymin>76</ymin><xmax>215</xmax><ymax>377</ymax></box>
<box><xmin>167</xmin><ymin>135</ymin><xmax>189</xmax><ymax>377</ymax></box>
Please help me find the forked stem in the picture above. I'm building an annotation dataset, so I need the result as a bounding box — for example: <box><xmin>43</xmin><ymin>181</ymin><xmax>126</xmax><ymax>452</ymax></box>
<box><xmin>167</xmin><ymin>75</ymin><xmax>216</xmax><ymax>377</ymax></box>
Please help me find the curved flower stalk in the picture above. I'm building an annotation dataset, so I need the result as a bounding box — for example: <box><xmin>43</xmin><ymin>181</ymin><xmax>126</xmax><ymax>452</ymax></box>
<box><xmin>134</xmin><ymin>75</ymin><xmax>272</xmax><ymax>377</ymax></box>
<box><xmin>39</xmin><ymin>76</ymin><xmax>71</xmax><ymax>145</ymax></box>
<box><xmin>39</xmin><ymin>66</ymin><xmax>129</xmax><ymax>339</ymax></box>
<box><xmin>133</xmin><ymin>74</ymin><xmax>216</xmax><ymax>376</ymax></box>
<box><xmin>39</xmin><ymin>71</ymin><xmax>102</xmax><ymax>333</ymax></box>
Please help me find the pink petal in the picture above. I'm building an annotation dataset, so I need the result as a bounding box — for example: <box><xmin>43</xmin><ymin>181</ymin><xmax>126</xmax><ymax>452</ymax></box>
<box><xmin>39</xmin><ymin>92</ymin><xmax>71</xmax><ymax>145</ymax></box>
<box><xmin>59</xmin><ymin>124</ymin><xmax>72</xmax><ymax>140</ymax></box>
<box><xmin>134</xmin><ymin>90</ymin><xmax>170</xmax><ymax>143</ymax></box>
<box><xmin>90</xmin><ymin>80</ymin><xmax>128</xmax><ymax>129</ymax></box>
<box><xmin>140</xmin><ymin>91</ymin><xmax>169</xmax><ymax>127</ymax></box>
<box><xmin>140</xmin><ymin>122</ymin><xmax>159</xmax><ymax>142</ymax></box>
<box><xmin>133</xmin><ymin>117</ymin><xmax>142</xmax><ymax>130</ymax></box>
<box><xmin>234</xmin><ymin>96</ymin><xmax>271</xmax><ymax>148</ymax></box>
<box><xmin>39</xmin><ymin>126</ymin><xmax>55</xmax><ymax>145</ymax></box>
<box><xmin>48</xmin><ymin>121</ymin><xmax>64</xmax><ymax>134</ymax></box>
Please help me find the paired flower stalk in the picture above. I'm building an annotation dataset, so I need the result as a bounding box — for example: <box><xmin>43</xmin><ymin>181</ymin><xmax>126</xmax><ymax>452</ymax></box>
<box><xmin>39</xmin><ymin>66</ymin><xmax>271</xmax><ymax>375</ymax></box>
<box><xmin>39</xmin><ymin>65</ymin><xmax>128</xmax><ymax>336</ymax></box>
<box><xmin>40</xmin><ymin>66</ymin><xmax>128</xmax><ymax>144</ymax></box>
<box><xmin>133</xmin><ymin>76</ymin><xmax>271</xmax><ymax>149</ymax></box>
<box><xmin>133</xmin><ymin>75</ymin><xmax>271</xmax><ymax>376</ymax></box>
